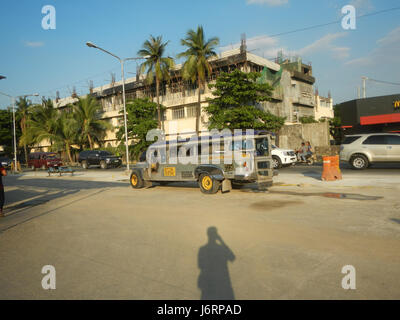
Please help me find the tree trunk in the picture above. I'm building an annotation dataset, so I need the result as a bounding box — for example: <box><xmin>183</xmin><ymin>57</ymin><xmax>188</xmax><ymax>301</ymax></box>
<box><xmin>21</xmin><ymin>117</ymin><xmax>28</xmax><ymax>164</ymax></box>
<box><xmin>156</xmin><ymin>77</ymin><xmax>161</xmax><ymax>129</ymax></box>
<box><xmin>66</xmin><ymin>142</ymin><xmax>73</xmax><ymax>164</ymax></box>
<box><xmin>196</xmin><ymin>78</ymin><xmax>201</xmax><ymax>135</ymax></box>
<box><xmin>87</xmin><ymin>133</ymin><xmax>93</xmax><ymax>150</ymax></box>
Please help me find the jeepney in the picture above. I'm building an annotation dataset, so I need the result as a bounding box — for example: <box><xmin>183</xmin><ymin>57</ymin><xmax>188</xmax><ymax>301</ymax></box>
<box><xmin>129</xmin><ymin>131</ymin><xmax>276</xmax><ymax>194</ymax></box>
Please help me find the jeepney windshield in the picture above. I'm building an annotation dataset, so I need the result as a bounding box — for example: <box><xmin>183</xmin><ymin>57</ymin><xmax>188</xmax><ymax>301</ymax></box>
<box><xmin>255</xmin><ymin>138</ymin><xmax>269</xmax><ymax>156</ymax></box>
<box><xmin>230</xmin><ymin>139</ymin><xmax>254</xmax><ymax>151</ymax></box>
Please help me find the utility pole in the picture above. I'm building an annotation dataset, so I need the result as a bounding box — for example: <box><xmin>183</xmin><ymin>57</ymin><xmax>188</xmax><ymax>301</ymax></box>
<box><xmin>361</xmin><ymin>76</ymin><xmax>368</xmax><ymax>99</ymax></box>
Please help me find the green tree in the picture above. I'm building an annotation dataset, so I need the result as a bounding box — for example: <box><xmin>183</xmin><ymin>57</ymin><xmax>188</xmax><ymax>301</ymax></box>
<box><xmin>138</xmin><ymin>35</ymin><xmax>174</xmax><ymax>129</ymax></box>
<box><xmin>0</xmin><ymin>108</ymin><xmax>20</xmax><ymax>156</ymax></box>
<box><xmin>178</xmin><ymin>26</ymin><xmax>219</xmax><ymax>134</ymax></box>
<box><xmin>205</xmin><ymin>70</ymin><xmax>285</xmax><ymax>131</ymax></box>
<box><xmin>73</xmin><ymin>95</ymin><xmax>111</xmax><ymax>149</ymax></box>
<box><xmin>21</xmin><ymin>99</ymin><xmax>59</xmax><ymax>151</ymax></box>
<box><xmin>117</xmin><ymin>98</ymin><xmax>160</xmax><ymax>159</ymax></box>
<box><xmin>15</xmin><ymin>97</ymin><xmax>33</xmax><ymax>163</ymax></box>
<box><xmin>329</xmin><ymin>104</ymin><xmax>344</xmax><ymax>144</ymax></box>
<box><xmin>53</xmin><ymin>112</ymin><xmax>79</xmax><ymax>163</ymax></box>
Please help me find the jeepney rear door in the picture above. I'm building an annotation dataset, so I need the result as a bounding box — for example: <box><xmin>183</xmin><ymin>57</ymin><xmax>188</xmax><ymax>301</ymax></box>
<box><xmin>255</xmin><ymin>136</ymin><xmax>273</xmax><ymax>180</ymax></box>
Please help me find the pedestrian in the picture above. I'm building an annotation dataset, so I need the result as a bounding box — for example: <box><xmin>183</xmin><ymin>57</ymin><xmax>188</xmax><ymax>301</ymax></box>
<box><xmin>0</xmin><ymin>164</ymin><xmax>6</xmax><ymax>217</ymax></box>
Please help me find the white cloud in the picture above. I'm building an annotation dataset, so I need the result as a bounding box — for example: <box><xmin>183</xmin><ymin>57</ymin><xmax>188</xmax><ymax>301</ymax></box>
<box><xmin>345</xmin><ymin>26</ymin><xmax>400</xmax><ymax>66</ymax></box>
<box><xmin>246</xmin><ymin>0</ymin><xmax>288</xmax><ymax>7</ymax></box>
<box><xmin>24</xmin><ymin>41</ymin><xmax>44</xmax><ymax>48</ymax></box>
<box><xmin>296</xmin><ymin>33</ymin><xmax>350</xmax><ymax>60</ymax></box>
<box><xmin>349</xmin><ymin>0</ymin><xmax>374</xmax><ymax>14</ymax></box>
<box><xmin>219</xmin><ymin>32</ymin><xmax>350</xmax><ymax>61</ymax></box>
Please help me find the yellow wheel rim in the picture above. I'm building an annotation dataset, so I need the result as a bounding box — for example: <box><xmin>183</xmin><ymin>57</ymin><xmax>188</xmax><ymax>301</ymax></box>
<box><xmin>202</xmin><ymin>176</ymin><xmax>213</xmax><ymax>191</ymax></box>
<box><xmin>131</xmin><ymin>174</ymin><xmax>138</xmax><ymax>186</ymax></box>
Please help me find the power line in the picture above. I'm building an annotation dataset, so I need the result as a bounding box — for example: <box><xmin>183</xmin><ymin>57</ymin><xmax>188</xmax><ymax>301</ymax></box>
<box><xmin>367</xmin><ymin>78</ymin><xmax>400</xmax><ymax>86</ymax></box>
<box><xmin>223</xmin><ymin>6</ymin><xmax>400</xmax><ymax>54</ymax></box>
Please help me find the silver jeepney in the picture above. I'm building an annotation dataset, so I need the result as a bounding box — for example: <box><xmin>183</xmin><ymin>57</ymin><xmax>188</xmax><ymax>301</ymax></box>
<box><xmin>129</xmin><ymin>132</ymin><xmax>276</xmax><ymax>194</ymax></box>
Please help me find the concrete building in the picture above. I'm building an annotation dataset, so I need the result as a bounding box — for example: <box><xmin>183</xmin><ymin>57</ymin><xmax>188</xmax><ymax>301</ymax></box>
<box><xmin>49</xmin><ymin>47</ymin><xmax>333</xmax><ymax>149</ymax></box>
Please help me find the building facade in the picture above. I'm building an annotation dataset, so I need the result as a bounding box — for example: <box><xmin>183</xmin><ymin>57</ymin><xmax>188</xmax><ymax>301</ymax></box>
<box><xmin>338</xmin><ymin>94</ymin><xmax>400</xmax><ymax>135</ymax></box>
<box><xmin>49</xmin><ymin>48</ymin><xmax>333</xmax><ymax>149</ymax></box>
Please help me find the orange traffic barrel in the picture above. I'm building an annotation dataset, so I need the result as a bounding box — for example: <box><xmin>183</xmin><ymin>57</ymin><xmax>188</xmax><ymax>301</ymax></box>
<box><xmin>321</xmin><ymin>155</ymin><xmax>342</xmax><ymax>181</ymax></box>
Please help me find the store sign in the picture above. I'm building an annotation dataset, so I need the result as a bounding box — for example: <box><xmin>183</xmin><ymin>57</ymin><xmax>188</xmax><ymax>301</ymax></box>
<box><xmin>394</xmin><ymin>100</ymin><xmax>400</xmax><ymax>109</ymax></box>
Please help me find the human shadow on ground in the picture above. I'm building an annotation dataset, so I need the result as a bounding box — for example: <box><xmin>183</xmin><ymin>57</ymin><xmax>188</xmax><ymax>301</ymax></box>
<box><xmin>197</xmin><ymin>227</ymin><xmax>235</xmax><ymax>300</ymax></box>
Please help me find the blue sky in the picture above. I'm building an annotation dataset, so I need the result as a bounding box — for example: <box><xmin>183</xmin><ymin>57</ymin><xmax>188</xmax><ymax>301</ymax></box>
<box><xmin>1</xmin><ymin>0</ymin><xmax>399</xmax><ymax>108</ymax></box>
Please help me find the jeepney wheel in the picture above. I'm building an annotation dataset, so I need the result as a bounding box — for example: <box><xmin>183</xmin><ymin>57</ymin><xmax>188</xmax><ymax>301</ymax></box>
<box><xmin>130</xmin><ymin>171</ymin><xmax>144</xmax><ymax>189</ymax></box>
<box><xmin>199</xmin><ymin>174</ymin><xmax>220</xmax><ymax>194</ymax></box>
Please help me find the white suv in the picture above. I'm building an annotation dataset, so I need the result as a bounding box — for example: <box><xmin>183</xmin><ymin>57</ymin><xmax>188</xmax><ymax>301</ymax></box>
<box><xmin>271</xmin><ymin>145</ymin><xmax>297</xmax><ymax>169</ymax></box>
<box><xmin>340</xmin><ymin>133</ymin><xmax>400</xmax><ymax>169</ymax></box>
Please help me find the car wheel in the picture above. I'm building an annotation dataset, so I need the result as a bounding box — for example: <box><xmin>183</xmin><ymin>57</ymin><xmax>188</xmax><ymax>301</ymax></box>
<box><xmin>100</xmin><ymin>161</ymin><xmax>107</xmax><ymax>170</ymax></box>
<box><xmin>199</xmin><ymin>174</ymin><xmax>220</xmax><ymax>194</ymax></box>
<box><xmin>350</xmin><ymin>154</ymin><xmax>369</xmax><ymax>170</ymax></box>
<box><xmin>272</xmin><ymin>156</ymin><xmax>282</xmax><ymax>169</ymax></box>
<box><xmin>82</xmin><ymin>161</ymin><xmax>88</xmax><ymax>169</ymax></box>
<box><xmin>130</xmin><ymin>171</ymin><xmax>144</xmax><ymax>189</ymax></box>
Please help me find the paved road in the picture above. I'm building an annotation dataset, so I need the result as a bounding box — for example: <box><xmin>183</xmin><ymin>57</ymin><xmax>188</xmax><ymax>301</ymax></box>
<box><xmin>0</xmin><ymin>171</ymin><xmax>400</xmax><ymax>299</ymax></box>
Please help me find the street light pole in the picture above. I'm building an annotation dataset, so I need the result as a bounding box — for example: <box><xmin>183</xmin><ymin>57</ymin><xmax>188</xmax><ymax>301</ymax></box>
<box><xmin>86</xmin><ymin>41</ymin><xmax>149</xmax><ymax>171</ymax></box>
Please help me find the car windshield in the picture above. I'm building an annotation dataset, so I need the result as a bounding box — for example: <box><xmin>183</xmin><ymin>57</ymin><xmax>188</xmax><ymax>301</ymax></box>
<box><xmin>45</xmin><ymin>154</ymin><xmax>58</xmax><ymax>159</ymax></box>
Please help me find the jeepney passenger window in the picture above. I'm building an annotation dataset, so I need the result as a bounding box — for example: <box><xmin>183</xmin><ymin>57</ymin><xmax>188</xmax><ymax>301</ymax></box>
<box><xmin>256</xmin><ymin>138</ymin><xmax>269</xmax><ymax>156</ymax></box>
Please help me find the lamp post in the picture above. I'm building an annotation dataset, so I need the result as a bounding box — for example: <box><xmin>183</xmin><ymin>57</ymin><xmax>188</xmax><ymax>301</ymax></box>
<box><xmin>86</xmin><ymin>41</ymin><xmax>149</xmax><ymax>171</ymax></box>
<box><xmin>0</xmin><ymin>91</ymin><xmax>39</xmax><ymax>171</ymax></box>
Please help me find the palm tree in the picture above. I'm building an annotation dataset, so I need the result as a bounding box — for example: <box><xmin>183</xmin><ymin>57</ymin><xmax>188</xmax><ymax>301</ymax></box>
<box><xmin>15</xmin><ymin>97</ymin><xmax>33</xmax><ymax>164</ymax></box>
<box><xmin>178</xmin><ymin>26</ymin><xmax>219</xmax><ymax>134</ymax></box>
<box><xmin>138</xmin><ymin>35</ymin><xmax>174</xmax><ymax>129</ymax></box>
<box><xmin>21</xmin><ymin>99</ymin><xmax>59</xmax><ymax>151</ymax></box>
<box><xmin>53</xmin><ymin>112</ymin><xmax>79</xmax><ymax>163</ymax></box>
<box><xmin>73</xmin><ymin>95</ymin><xmax>111</xmax><ymax>150</ymax></box>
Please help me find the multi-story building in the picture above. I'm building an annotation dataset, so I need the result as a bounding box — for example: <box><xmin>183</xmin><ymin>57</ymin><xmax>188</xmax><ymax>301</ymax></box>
<box><xmin>50</xmin><ymin>47</ymin><xmax>333</xmax><ymax>149</ymax></box>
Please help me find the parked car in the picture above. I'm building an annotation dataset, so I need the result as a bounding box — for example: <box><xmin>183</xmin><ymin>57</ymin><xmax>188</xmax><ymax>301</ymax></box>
<box><xmin>340</xmin><ymin>133</ymin><xmax>400</xmax><ymax>169</ymax></box>
<box><xmin>0</xmin><ymin>156</ymin><xmax>12</xmax><ymax>169</ymax></box>
<box><xmin>78</xmin><ymin>150</ymin><xmax>122</xmax><ymax>169</ymax></box>
<box><xmin>28</xmin><ymin>152</ymin><xmax>63</xmax><ymax>170</ymax></box>
<box><xmin>271</xmin><ymin>145</ymin><xmax>297</xmax><ymax>169</ymax></box>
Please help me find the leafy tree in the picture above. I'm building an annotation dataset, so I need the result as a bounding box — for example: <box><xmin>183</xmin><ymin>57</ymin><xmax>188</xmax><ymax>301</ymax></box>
<box><xmin>73</xmin><ymin>95</ymin><xmax>111</xmax><ymax>149</ymax></box>
<box><xmin>117</xmin><ymin>98</ymin><xmax>161</xmax><ymax>159</ymax></box>
<box><xmin>205</xmin><ymin>70</ymin><xmax>285</xmax><ymax>131</ymax></box>
<box><xmin>178</xmin><ymin>26</ymin><xmax>219</xmax><ymax>134</ymax></box>
<box><xmin>138</xmin><ymin>35</ymin><xmax>174</xmax><ymax>129</ymax></box>
<box><xmin>329</xmin><ymin>105</ymin><xmax>344</xmax><ymax>144</ymax></box>
<box><xmin>0</xmin><ymin>108</ymin><xmax>20</xmax><ymax>156</ymax></box>
<box><xmin>53</xmin><ymin>112</ymin><xmax>80</xmax><ymax>163</ymax></box>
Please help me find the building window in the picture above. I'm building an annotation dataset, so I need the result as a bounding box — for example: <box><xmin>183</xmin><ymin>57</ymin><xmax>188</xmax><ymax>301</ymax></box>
<box><xmin>172</xmin><ymin>107</ymin><xmax>185</xmax><ymax>120</ymax></box>
<box><xmin>186</xmin><ymin>105</ymin><xmax>197</xmax><ymax>118</ymax></box>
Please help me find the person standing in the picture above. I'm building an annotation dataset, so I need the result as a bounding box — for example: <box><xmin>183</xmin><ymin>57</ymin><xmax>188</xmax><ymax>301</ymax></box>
<box><xmin>0</xmin><ymin>164</ymin><xmax>6</xmax><ymax>217</ymax></box>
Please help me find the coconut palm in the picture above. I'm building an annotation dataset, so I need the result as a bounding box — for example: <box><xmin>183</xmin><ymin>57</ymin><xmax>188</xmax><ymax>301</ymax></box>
<box><xmin>138</xmin><ymin>35</ymin><xmax>174</xmax><ymax>129</ymax></box>
<box><xmin>53</xmin><ymin>112</ymin><xmax>79</xmax><ymax>163</ymax></box>
<box><xmin>73</xmin><ymin>95</ymin><xmax>111</xmax><ymax>149</ymax></box>
<box><xmin>21</xmin><ymin>99</ymin><xmax>59</xmax><ymax>150</ymax></box>
<box><xmin>15</xmin><ymin>97</ymin><xmax>33</xmax><ymax>164</ymax></box>
<box><xmin>177</xmin><ymin>26</ymin><xmax>219</xmax><ymax>134</ymax></box>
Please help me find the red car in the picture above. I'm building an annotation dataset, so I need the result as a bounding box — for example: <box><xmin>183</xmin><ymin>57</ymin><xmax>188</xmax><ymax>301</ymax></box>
<box><xmin>28</xmin><ymin>152</ymin><xmax>62</xmax><ymax>170</ymax></box>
